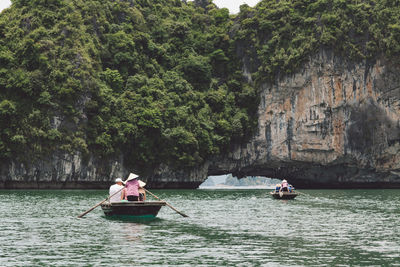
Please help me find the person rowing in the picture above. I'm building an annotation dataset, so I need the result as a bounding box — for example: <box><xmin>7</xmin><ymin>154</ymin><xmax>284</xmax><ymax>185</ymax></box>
<box><xmin>138</xmin><ymin>180</ymin><xmax>147</xmax><ymax>201</ymax></box>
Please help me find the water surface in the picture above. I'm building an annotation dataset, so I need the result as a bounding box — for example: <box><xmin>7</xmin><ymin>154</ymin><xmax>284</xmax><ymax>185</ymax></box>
<box><xmin>0</xmin><ymin>189</ymin><xmax>399</xmax><ymax>266</ymax></box>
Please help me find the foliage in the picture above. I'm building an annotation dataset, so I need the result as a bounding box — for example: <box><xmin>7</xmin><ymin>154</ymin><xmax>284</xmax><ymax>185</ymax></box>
<box><xmin>234</xmin><ymin>0</ymin><xmax>400</xmax><ymax>83</ymax></box>
<box><xmin>0</xmin><ymin>0</ymin><xmax>257</xmax><ymax>171</ymax></box>
<box><xmin>1</xmin><ymin>0</ymin><xmax>399</xmax><ymax>172</ymax></box>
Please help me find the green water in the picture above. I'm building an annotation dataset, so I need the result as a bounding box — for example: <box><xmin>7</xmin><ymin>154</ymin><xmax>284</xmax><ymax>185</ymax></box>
<box><xmin>0</xmin><ymin>189</ymin><xmax>399</xmax><ymax>266</ymax></box>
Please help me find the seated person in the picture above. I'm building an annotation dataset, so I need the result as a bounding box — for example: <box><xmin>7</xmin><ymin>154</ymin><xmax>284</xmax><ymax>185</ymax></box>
<box><xmin>124</xmin><ymin>173</ymin><xmax>140</xmax><ymax>201</ymax></box>
<box><xmin>275</xmin><ymin>184</ymin><xmax>281</xmax><ymax>192</ymax></box>
<box><xmin>280</xmin><ymin>179</ymin><xmax>289</xmax><ymax>192</ymax></box>
<box><xmin>109</xmin><ymin>178</ymin><xmax>125</xmax><ymax>202</ymax></box>
<box><xmin>138</xmin><ymin>180</ymin><xmax>147</xmax><ymax>201</ymax></box>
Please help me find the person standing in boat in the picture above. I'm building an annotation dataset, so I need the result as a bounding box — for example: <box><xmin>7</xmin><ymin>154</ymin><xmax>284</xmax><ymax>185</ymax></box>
<box><xmin>280</xmin><ymin>179</ymin><xmax>289</xmax><ymax>192</ymax></box>
<box><xmin>123</xmin><ymin>173</ymin><xmax>140</xmax><ymax>201</ymax></box>
<box><xmin>109</xmin><ymin>178</ymin><xmax>125</xmax><ymax>203</ymax></box>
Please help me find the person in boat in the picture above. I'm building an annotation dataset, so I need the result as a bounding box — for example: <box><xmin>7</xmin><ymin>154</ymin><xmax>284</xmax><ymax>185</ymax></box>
<box><xmin>138</xmin><ymin>180</ymin><xmax>146</xmax><ymax>201</ymax></box>
<box><xmin>275</xmin><ymin>184</ymin><xmax>281</xmax><ymax>192</ymax></box>
<box><xmin>123</xmin><ymin>173</ymin><xmax>140</xmax><ymax>201</ymax></box>
<box><xmin>280</xmin><ymin>179</ymin><xmax>289</xmax><ymax>192</ymax></box>
<box><xmin>109</xmin><ymin>178</ymin><xmax>125</xmax><ymax>203</ymax></box>
<box><xmin>288</xmin><ymin>184</ymin><xmax>295</xmax><ymax>192</ymax></box>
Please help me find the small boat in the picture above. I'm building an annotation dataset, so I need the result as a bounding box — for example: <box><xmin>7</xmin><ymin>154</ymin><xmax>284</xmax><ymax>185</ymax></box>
<box><xmin>270</xmin><ymin>191</ymin><xmax>298</xmax><ymax>199</ymax></box>
<box><xmin>101</xmin><ymin>201</ymin><xmax>166</xmax><ymax>221</ymax></box>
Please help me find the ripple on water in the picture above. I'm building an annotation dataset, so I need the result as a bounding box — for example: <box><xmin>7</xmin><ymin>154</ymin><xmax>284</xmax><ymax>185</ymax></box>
<box><xmin>0</xmin><ymin>189</ymin><xmax>399</xmax><ymax>266</ymax></box>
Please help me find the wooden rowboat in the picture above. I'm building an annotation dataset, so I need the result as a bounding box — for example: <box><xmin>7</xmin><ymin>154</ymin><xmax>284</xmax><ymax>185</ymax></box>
<box><xmin>101</xmin><ymin>201</ymin><xmax>166</xmax><ymax>221</ymax></box>
<box><xmin>270</xmin><ymin>191</ymin><xmax>298</xmax><ymax>199</ymax></box>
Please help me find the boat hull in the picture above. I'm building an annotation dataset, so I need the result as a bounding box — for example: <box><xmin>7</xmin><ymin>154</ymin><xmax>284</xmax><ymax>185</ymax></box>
<box><xmin>270</xmin><ymin>192</ymin><xmax>298</xmax><ymax>199</ymax></box>
<box><xmin>101</xmin><ymin>201</ymin><xmax>166</xmax><ymax>221</ymax></box>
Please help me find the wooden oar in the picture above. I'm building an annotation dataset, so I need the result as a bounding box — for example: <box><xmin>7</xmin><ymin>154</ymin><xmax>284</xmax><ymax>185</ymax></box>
<box><xmin>144</xmin><ymin>189</ymin><xmax>189</xmax><ymax>217</ymax></box>
<box><xmin>77</xmin><ymin>186</ymin><xmax>125</xmax><ymax>218</ymax></box>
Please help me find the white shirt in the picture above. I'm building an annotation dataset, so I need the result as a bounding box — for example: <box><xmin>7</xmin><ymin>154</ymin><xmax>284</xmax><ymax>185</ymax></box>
<box><xmin>109</xmin><ymin>184</ymin><xmax>124</xmax><ymax>202</ymax></box>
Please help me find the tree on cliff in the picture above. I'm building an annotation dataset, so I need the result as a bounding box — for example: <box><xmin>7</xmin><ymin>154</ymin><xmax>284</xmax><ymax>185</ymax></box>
<box><xmin>0</xmin><ymin>0</ymin><xmax>399</xmax><ymax>175</ymax></box>
<box><xmin>0</xmin><ymin>0</ymin><xmax>258</xmax><ymax>173</ymax></box>
<box><xmin>234</xmin><ymin>0</ymin><xmax>400</xmax><ymax>82</ymax></box>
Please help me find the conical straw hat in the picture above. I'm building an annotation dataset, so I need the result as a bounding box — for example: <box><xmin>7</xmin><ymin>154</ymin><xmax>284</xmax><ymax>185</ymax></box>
<box><xmin>138</xmin><ymin>180</ymin><xmax>146</xmax><ymax>187</ymax></box>
<box><xmin>126</xmin><ymin>173</ymin><xmax>139</xmax><ymax>182</ymax></box>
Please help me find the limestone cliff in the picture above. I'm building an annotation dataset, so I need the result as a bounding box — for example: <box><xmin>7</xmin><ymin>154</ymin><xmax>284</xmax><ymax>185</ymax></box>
<box><xmin>206</xmin><ymin>50</ymin><xmax>400</xmax><ymax>188</ymax></box>
<box><xmin>1</xmin><ymin>50</ymin><xmax>400</xmax><ymax>189</ymax></box>
<box><xmin>0</xmin><ymin>153</ymin><xmax>126</xmax><ymax>189</ymax></box>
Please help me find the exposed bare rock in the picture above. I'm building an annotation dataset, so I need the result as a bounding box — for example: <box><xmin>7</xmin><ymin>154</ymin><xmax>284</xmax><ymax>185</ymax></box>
<box><xmin>205</xmin><ymin>50</ymin><xmax>400</xmax><ymax>188</ymax></box>
<box><xmin>1</xmin><ymin>50</ymin><xmax>399</xmax><ymax>189</ymax></box>
<box><xmin>0</xmin><ymin>153</ymin><xmax>127</xmax><ymax>189</ymax></box>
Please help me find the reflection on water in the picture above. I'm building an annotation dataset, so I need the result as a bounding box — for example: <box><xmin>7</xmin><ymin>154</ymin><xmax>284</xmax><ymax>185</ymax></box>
<box><xmin>0</xmin><ymin>189</ymin><xmax>399</xmax><ymax>266</ymax></box>
<box><xmin>113</xmin><ymin>220</ymin><xmax>146</xmax><ymax>243</ymax></box>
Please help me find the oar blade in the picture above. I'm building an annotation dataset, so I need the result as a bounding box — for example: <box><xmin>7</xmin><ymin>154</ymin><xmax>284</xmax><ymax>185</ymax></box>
<box><xmin>179</xmin><ymin>212</ymin><xmax>189</xmax><ymax>218</ymax></box>
<box><xmin>145</xmin><ymin>189</ymin><xmax>189</xmax><ymax>218</ymax></box>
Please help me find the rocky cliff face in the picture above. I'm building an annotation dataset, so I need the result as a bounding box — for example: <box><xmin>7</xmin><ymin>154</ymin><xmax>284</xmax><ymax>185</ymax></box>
<box><xmin>1</xmin><ymin>50</ymin><xmax>399</xmax><ymax>189</ymax></box>
<box><xmin>206</xmin><ymin>50</ymin><xmax>400</xmax><ymax>188</ymax></box>
<box><xmin>0</xmin><ymin>152</ymin><xmax>127</xmax><ymax>189</ymax></box>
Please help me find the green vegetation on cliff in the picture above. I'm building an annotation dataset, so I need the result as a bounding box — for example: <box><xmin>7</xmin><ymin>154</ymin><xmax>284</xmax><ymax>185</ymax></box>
<box><xmin>235</xmin><ymin>0</ymin><xmax>400</xmax><ymax>82</ymax></box>
<box><xmin>0</xmin><ymin>0</ymin><xmax>258</xmax><ymax>171</ymax></box>
<box><xmin>0</xmin><ymin>0</ymin><xmax>399</xmax><ymax>173</ymax></box>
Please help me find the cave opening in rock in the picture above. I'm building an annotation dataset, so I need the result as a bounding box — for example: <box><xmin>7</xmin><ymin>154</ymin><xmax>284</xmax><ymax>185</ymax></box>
<box><xmin>199</xmin><ymin>174</ymin><xmax>282</xmax><ymax>188</ymax></box>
